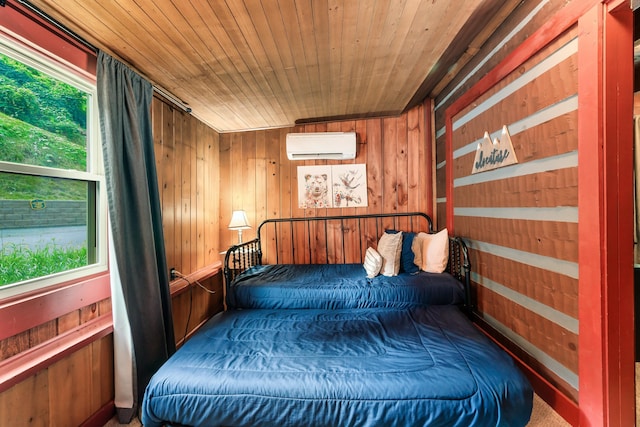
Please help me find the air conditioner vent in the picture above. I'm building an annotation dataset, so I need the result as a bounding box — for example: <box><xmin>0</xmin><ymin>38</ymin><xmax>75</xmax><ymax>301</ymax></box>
<box><xmin>286</xmin><ymin>132</ymin><xmax>356</xmax><ymax>160</ymax></box>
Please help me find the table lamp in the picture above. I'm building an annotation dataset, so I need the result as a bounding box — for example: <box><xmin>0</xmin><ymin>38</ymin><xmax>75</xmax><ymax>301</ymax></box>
<box><xmin>228</xmin><ymin>210</ymin><xmax>251</xmax><ymax>243</ymax></box>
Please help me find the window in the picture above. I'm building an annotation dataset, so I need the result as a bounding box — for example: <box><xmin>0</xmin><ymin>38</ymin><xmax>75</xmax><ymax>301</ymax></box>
<box><xmin>0</xmin><ymin>36</ymin><xmax>106</xmax><ymax>298</ymax></box>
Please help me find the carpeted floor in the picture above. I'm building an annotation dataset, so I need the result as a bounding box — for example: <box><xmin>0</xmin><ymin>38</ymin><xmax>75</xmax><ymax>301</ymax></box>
<box><xmin>526</xmin><ymin>394</ymin><xmax>571</xmax><ymax>426</ymax></box>
<box><xmin>524</xmin><ymin>363</ymin><xmax>640</xmax><ymax>427</ymax></box>
<box><xmin>103</xmin><ymin>393</ymin><xmax>574</xmax><ymax>426</ymax></box>
<box><xmin>104</xmin><ymin>414</ymin><xmax>141</xmax><ymax>427</ymax></box>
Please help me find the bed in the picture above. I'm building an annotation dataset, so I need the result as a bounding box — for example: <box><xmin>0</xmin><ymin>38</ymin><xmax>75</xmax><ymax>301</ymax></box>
<box><xmin>141</xmin><ymin>212</ymin><xmax>533</xmax><ymax>427</ymax></box>
<box><xmin>227</xmin><ymin>264</ymin><xmax>465</xmax><ymax>309</ymax></box>
<box><xmin>225</xmin><ymin>213</ymin><xmax>471</xmax><ymax>311</ymax></box>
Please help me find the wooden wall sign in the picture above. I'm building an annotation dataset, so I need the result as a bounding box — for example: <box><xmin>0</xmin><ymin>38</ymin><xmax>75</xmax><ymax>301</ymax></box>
<box><xmin>471</xmin><ymin>125</ymin><xmax>518</xmax><ymax>174</ymax></box>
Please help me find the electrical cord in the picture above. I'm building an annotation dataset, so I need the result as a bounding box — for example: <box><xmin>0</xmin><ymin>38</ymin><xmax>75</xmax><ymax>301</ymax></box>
<box><xmin>173</xmin><ymin>270</ymin><xmax>217</xmax><ymax>294</ymax></box>
<box><xmin>184</xmin><ymin>286</ymin><xmax>193</xmax><ymax>344</ymax></box>
<box><xmin>171</xmin><ymin>269</ymin><xmax>217</xmax><ymax>344</ymax></box>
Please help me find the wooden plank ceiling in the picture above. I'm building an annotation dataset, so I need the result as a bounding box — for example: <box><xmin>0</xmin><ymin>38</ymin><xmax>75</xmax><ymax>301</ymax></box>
<box><xmin>27</xmin><ymin>0</ymin><xmax>518</xmax><ymax>133</ymax></box>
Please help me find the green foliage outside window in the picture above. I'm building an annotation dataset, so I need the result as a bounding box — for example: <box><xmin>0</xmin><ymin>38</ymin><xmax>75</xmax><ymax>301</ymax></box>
<box><xmin>0</xmin><ymin>54</ymin><xmax>87</xmax><ymax>145</ymax></box>
<box><xmin>0</xmin><ymin>51</ymin><xmax>92</xmax><ymax>287</ymax></box>
<box><xmin>0</xmin><ymin>243</ymin><xmax>87</xmax><ymax>286</ymax></box>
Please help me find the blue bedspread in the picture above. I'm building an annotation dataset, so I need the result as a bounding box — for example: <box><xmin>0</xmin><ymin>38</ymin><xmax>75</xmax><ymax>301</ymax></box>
<box><xmin>141</xmin><ymin>305</ymin><xmax>532</xmax><ymax>427</ymax></box>
<box><xmin>227</xmin><ymin>264</ymin><xmax>464</xmax><ymax>309</ymax></box>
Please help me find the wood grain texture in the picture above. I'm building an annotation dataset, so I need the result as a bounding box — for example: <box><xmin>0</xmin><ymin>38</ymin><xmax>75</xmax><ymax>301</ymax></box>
<box><xmin>470</xmin><ymin>250</ymin><xmax>578</xmax><ymax>318</ymax></box>
<box><xmin>252</xmin><ymin>214</ymin><xmax>431</xmax><ymax>270</ymax></box>
<box><xmin>450</xmin><ymin>27</ymin><xmax>578</xmax><ymax>129</ymax></box>
<box><xmin>436</xmin><ymin>2</ymin><xmax>582</xmax><ymax>408</ymax></box>
<box><xmin>0</xmin><ymin>276</ymin><xmax>221</xmax><ymax>426</ymax></box>
<box><xmin>153</xmin><ymin>96</ymin><xmax>221</xmax><ymax>272</ymax></box>
<box><xmin>454</xmin><ymin>167</ymin><xmax>578</xmax><ymax>208</ymax></box>
<box><xmin>436</xmin><ymin>202</ymin><xmax>447</xmax><ymax>232</ymax></box>
<box><xmin>453</xmin><ymin>109</ymin><xmax>578</xmax><ymax>179</ymax></box>
<box><xmin>159</xmin><ymin>102</ymin><xmax>177</xmax><ymax>270</ymax></box>
<box><xmin>0</xmin><ymin>371</ymin><xmax>49</xmax><ymax>427</ymax></box>
<box><xmin>0</xmin><ymin>93</ymin><xmax>223</xmax><ymax>426</ymax></box>
<box><xmin>0</xmin><ymin>302</ymin><xmax>108</xmax><ymax>374</ymax></box>
<box><xmin>452</xmin><ymin>76</ymin><xmax>577</xmax><ymax>158</ymax></box>
<box><xmin>476</xmin><ymin>286</ymin><xmax>578</xmax><ymax>375</ymax></box>
<box><xmin>172</xmin><ymin>274</ymin><xmax>223</xmax><ymax>348</ymax></box>
<box><xmin>0</xmin><ymin>330</ymin><xmax>29</xmax><ymax>362</ymax></box>
<box><xmin>434</xmin><ymin>0</ymin><xmax>578</xmax><ymax>123</ymax></box>
<box><xmin>455</xmin><ymin>216</ymin><xmax>578</xmax><ymax>262</ymax></box>
<box><xmin>26</xmin><ymin>0</ymin><xmax>515</xmax><ymax>132</ymax></box>
<box><xmin>474</xmin><ymin>314</ymin><xmax>579</xmax><ymax>404</ymax></box>
<box><xmin>48</xmin><ymin>345</ymin><xmax>93</xmax><ymax>425</ymax></box>
<box><xmin>420</xmin><ymin>0</ymin><xmax>523</xmax><ymax>101</ymax></box>
<box><xmin>435</xmin><ymin>168</ymin><xmax>446</xmax><ymax>203</ymax></box>
<box><xmin>92</xmin><ymin>335</ymin><xmax>114</xmax><ymax>410</ymax></box>
<box><xmin>0</xmin><ymin>334</ymin><xmax>113</xmax><ymax>427</ymax></box>
<box><xmin>218</xmin><ymin>104</ymin><xmax>431</xmax><ymax>263</ymax></box>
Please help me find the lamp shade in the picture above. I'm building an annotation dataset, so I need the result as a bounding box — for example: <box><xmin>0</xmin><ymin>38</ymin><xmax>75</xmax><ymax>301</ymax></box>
<box><xmin>228</xmin><ymin>210</ymin><xmax>251</xmax><ymax>230</ymax></box>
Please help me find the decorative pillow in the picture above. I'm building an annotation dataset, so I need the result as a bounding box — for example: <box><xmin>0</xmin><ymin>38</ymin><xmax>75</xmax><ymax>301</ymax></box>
<box><xmin>411</xmin><ymin>232</ymin><xmax>426</xmax><ymax>269</ymax></box>
<box><xmin>377</xmin><ymin>231</ymin><xmax>403</xmax><ymax>276</ymax></box>
<box><xmin>363</xmin><ymin>247</ymin><xmax>383</xmax><ymax>278</ymax></box>
<box><xmin>385</xmin><ymin>230</ymin><xmax>419</xmax><ymax>274</ymax></box>
<box><xmin>417</xmin><ymin>228</ymin><xmax>449</xmax><ymax>273</ymax></box>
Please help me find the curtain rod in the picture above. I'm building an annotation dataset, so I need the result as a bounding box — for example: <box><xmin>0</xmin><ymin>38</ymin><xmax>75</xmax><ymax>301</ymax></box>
<box><xmin>153</xmin><ymin>86</ymin><xmax>192</xmax><ymax>113</ymax></box>
<box><xmin>16</xmin><ymin>0</ymin><xmax>97</xmax><ymax>53</ymax></box>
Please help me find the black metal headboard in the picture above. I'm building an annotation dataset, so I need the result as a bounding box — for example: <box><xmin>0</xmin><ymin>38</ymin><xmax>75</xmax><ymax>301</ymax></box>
<box><xmin>223</xmin><ymin>212</ymin><xmax>471</xmax><ymax>310</ymax></box>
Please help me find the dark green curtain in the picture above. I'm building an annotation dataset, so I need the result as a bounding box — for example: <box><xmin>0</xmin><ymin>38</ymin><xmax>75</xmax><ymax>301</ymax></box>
<box><xmin>96</xmin><ymin>50</ymin><xmax>175</xmax><ymax>422</ymax></box>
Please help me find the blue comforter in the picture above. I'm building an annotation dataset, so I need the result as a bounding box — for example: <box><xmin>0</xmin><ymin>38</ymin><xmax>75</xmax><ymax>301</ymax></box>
<box><xmin>141</xmin><ymin>305</ymin><xmax>532</xmax><ymax>427</ymax></box>
<box><xmin>227</xmin><ymin>264</ymin><xmax>464</xmax><ymax>309</ymax></box>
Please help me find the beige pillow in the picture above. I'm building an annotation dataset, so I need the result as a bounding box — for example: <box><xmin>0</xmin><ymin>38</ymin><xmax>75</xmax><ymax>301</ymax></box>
<box><xmin>417</xmin><ymin>228</ymin><xmax>449</xmax><ymax>273</ymax></box>
<box><xmin>411</xmin><ymin>232</ymin><xmax>426</xmax><ymax>269</ymax></box>
<box><xmin>363</xmin><ymin>247</ymin><xmax>383</xmax><ymax>278</ymax></box>
<box><xmin>377</xmin><ymin>231</ymin><xmax>403</xmax><ymax>276</ymax></box>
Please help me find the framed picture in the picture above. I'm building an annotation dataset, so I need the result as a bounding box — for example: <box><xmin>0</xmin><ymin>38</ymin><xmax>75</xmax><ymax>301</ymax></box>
<box><xmin>297</xmin><ymin>165</ymin><xmax>333</xmax><ymax>208</ymax></box>
<box><xmin>331</xmin><ymin>164</ymin><xmax>367</xmax><ymax>207</ymax></box>
<box><xmin>297</xmin><ymin>164</ymin><xmax>367</xmax><ymax>208</ymax></box>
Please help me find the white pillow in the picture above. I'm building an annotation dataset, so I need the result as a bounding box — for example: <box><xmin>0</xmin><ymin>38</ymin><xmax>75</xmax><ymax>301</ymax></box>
<box><xmin>377</xmin><ymin>231</ymin><xmax>403</xmax><ymax>276</ymax></box>
<box><xmin>363</xmin><ymin>247</ymin><xmax>383</xmax><ymax>278</ymax></box>
<box><xmin>417</xmin><ymin>228</ymin><xmax>449</xmax><ymax>273</ymax></box>
<box><xmin>411</xmin><ymin>232</ymin><xmax>426</xmax><ymax>269</ymax></box>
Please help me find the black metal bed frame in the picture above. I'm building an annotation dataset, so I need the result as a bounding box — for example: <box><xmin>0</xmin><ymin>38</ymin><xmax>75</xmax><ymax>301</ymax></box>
<box><xmin>223</xmin><ymin>212</ymin><xmax>472</xmax><ymax>310</ymax></box>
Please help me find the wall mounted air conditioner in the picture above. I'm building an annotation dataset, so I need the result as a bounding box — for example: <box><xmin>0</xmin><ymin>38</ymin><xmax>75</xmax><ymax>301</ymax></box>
<box><xmin>286</xmin><ymin>132</ymin><xmax>356</xmax><ymax>160</ymax></box>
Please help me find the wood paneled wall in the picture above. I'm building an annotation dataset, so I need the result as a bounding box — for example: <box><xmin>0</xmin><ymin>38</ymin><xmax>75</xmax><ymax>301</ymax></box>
<box><xmin>218</xmin><ymin>102</ymin><xmax>432</xmax><ymax>263</ymax></box>
<box><xmin>0</xmin><ymin>96</ymin><xmax>224</xmax><ymax>427</ymax></box>
<box><xmin>0</xmin><ymin>274</ymin><xmax>222</xmax><ymax>427</ymax></box>
<box><xmin>434</xmin><ymin>0</ymin><xmax>571</xmax><ymax>229</ymax></box>
<box><xmin>151</xmin><ymin>93</ymin><xmax>226</xmax><ymax>342</ymax></box>
<box><xmin>0</xmin><ymin>298</ymin><xmax>114</xmax><ymax>427</ymax></box>
<box><xmin>0</xmin><ymin>334</ymin><xmax>114</xmax><ymax>427</ymax></box>
<box><xmin>152</xmin><ymin>96</ymin><xmax>222</xmax><ymax>273</ymax></box>
<box><xmin>0</xmin><ymin>281</ymin><xmax>222</xmax><ymax>427</ymax></box>
<box><xmin>434</xmin><ymin>0</ymin><xmax>581</xmax><ymax>405</ymax></box>
<box><xmin>0</xmin><ymin>298</ymin><xmax>111</xmax><ymax>362</ymax></box>
<box><xmin>171</xmin><ymin>274</ymin><xmax>223</xmax><ymax>347</ymax></box>
<box><xmin>152</xmin><ymin>93</ymin><xmax>226</xmax><ymax>349</ymax></box>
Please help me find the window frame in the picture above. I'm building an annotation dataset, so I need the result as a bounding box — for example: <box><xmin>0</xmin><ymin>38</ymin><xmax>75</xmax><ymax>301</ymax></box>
<box><xmin>0</xmin><ymin>33</ymin><xmax>107</xmax><ymax>300</ymax></box>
